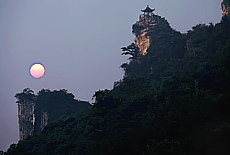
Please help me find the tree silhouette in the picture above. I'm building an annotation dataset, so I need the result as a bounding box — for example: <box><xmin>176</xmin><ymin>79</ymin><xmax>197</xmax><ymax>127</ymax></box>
<box><xmin>121</xmin><ymin>43</ymin><xmax>140</xmax><ymax>60</ymax></box>
<box><xmin>14</xmin><ymin>88</ymin><xmax>36</xmax><ymax>103</ymax></box>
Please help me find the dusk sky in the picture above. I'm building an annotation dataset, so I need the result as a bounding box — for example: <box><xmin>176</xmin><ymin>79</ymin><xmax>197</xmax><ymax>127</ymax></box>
<box><xmin>0</xmin><ymin>0</ymin><xmax>222</xmax><ymax>151</ymax></box>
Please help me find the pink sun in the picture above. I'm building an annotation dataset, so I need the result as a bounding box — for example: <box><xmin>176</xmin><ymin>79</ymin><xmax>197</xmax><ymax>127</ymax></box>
<box><xmin>30</xmin><ymin>63</ymin><xmax>45</xmax><ymax>78</ymax></box>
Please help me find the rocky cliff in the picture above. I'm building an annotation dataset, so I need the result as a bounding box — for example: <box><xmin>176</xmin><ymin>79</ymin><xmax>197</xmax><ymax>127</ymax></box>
<box><xmin>17</xmin><ymin>101</ymin><xmax>34</xmax><ymax>140</ymax></box>
<box><xmin>222</xmin><ymin>0</ymin><xmax>230</xmax><ymax>17</ymax></box>
<box><xmin>135</xmin><ymin>29</ymin><xmax>150</xmax><ymax>55</ymax></box>
<box><xmin>133</xmin><ymin>5</ymin><xmax>156</xmax><ymax>55</ymax></box>
<box><xmin>39</xmin><ymin>111</ymin><xmax>48</xmax><ymax>131</ymax></box>
<box><xmin>15</xmin><ymin>88</ymin><xmax>91</xmax><ymax>139</ymax></box>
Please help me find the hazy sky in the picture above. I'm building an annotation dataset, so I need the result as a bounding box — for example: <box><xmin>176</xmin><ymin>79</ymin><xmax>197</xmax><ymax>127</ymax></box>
<box><xmin>0</xmin><ymin>0</ymin><xmax>222</xmax><ymax>151</ymax></box>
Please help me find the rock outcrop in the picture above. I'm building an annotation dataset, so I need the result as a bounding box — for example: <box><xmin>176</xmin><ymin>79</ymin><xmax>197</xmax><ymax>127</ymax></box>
<box><xmin>133</xmin><ymin>5</ymin><xmax>156</xmax><ymax>55</ymax></box>
<box><xmin>222</xmin><ymin>0</ymin><xmax>230</xmax><ymax>17</ymax></box>
<box><xmin>40</xmin><ymin>111</ymin><xmax>49</xmax><ymax>131</ymax></box>
<box><xmin>135</xmin><ymin>29</ymin><xmax>150</xmax><ymax>55</ymax></box>
<box><xmin>17</xmin><ymin>101</ymin><xmax>34</xmax><ymax>140</ymax></box>
<box><xmin>15</xmin><ymin>88</ymin><xmax>35</xmax><ymax>140</ymax></box>
<box><xmin>16</xmin><ymin>89</ymin><xmax>92</xmax><ymax>138</ymax></box>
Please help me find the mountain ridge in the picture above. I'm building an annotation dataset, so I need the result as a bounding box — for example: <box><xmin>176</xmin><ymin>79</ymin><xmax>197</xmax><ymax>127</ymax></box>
<box><xmin>4</xmin><ymin>1</ymin><xmax>230</xmax><ymax>154</ymax></box>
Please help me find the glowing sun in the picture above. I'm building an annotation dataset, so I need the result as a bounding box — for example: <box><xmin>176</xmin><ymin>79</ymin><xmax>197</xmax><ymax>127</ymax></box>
<box><xmin>30</xmin><ymin>63</ymin><xmax>45</xmax><ymax>78</ymax></box>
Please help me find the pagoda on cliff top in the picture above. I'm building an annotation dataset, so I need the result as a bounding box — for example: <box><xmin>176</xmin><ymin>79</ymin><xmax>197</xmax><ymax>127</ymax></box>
<box><xmin>139</xmin><ymin>5</ymin><xmax>155</xmax><ymax>23</ymax></box>
<box><xmin>134</xmin><ymin>5</ymin><xmax>156</xmax><ymax>55</ymax></box>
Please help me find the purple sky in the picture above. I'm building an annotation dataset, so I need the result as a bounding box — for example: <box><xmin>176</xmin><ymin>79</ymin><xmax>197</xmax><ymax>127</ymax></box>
<box><xmin>0</xmin><ymin>0</ymin><xmax>222</xmax><ymax>151</ymax></box>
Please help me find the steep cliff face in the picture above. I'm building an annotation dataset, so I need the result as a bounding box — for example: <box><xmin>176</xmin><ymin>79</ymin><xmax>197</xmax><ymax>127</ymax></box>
<box><xmin>222</xmin><ymin>0</ymin><xmax>230</xmax><ymax>17</ymax></box>
<box><xmin>40</xmin><ymin>111</ymin><xmax>49</xmax><ymax>131</ymax></box>
<box><xmin>135</xmin><ymin>29</ymin><xmax>150</xmax><ymax>55</ymax></box>
<box><xmin>17</xmin><ymin>101</ymin><xmax>34</xmax><ymax>140</ymax></box>
<box><xmin>15</xmin><ymin>88</ymin><xmax>36</xmax><ymax>140</ymax></box>
<box><xmin>16</xmin><ymin>88</ymin><xmax>91</xmax><ymax>138</ymax></box>
<box><xmin>123</xmin><ymin>6</ymin><xmax>185</xmax><ymax>77</ymax></box>
<box><xmin>133</xmin><ymin>6</ymin><xmax>156</xmax><ymax>55</ymax></box>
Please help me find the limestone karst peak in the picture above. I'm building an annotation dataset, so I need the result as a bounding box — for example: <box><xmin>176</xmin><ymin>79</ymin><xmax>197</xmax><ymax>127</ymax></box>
<box><xmin>133</xmin><ymin>5</ymin><xmax>157</xmax><ymax>55</ymax></box>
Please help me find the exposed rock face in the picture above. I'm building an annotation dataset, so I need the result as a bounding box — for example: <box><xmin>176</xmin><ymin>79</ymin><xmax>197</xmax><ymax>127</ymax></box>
<box><xmin>133</xmin><ymin>6</ymin><xmax>156</xmax><ymax>55</ymax></box>
<box><xmin>17</xmin><ymin>102</ymin><xmax>48</xmax><ymax>138</ymax></box>
<box><xmin>222</xmin><ymin>0</ymin><xmax>230</xmax><ymax>17</ymax></box>
<box><xmin>16</xmin><ymin>89</ymin><xmax>92</xmax><ymax>138</ymax></box>
<box><xmin>17</xmin><ymin>101</ymin><xmax>34</xmax><ymax>140</ymax></box>
<box><xmin>40</xmin><ymin>111</ymin><xmax>48</xmax><ymax>131</ymax></box>
<box><xmin>135</xmin><ymin>29</ymin><xmax>150</xmax><ymax>55</ymax></box>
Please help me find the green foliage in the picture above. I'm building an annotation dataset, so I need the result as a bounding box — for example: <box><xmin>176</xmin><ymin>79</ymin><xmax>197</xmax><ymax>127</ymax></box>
<box><xmin>7</xmin><ymin>6</ymin><xmax>230</xmax><ymax>155</ymax></box>
<box><xmin>14</xmin><ymin>88</ymin><xmax>36</xmax><ymax>104</ymax></box>
<box><xmin>123</xmin><ymin>14</ymin><xmax>187</xmax><ymax>78</ymax></box>
<box><xmin>132</xmin><ymin>23</ymin><xmax>144</xmax><ymax>36</ymax></box>
<box><xmin>34</xmin><ymin>89</ymin><xmax>91</xmax><ymax>134</ymax></box>
<box><xmin>121</xmin><ymin>43</ymin><xmax>140</xmax><ymax>60</ymax></box>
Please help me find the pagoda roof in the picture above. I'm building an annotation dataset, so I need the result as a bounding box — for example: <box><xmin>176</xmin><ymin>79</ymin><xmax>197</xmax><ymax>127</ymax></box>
<box><xmin>141</xmin><ymin>5</ymin><xmax>155</xmax><ymax>12</ymax></box>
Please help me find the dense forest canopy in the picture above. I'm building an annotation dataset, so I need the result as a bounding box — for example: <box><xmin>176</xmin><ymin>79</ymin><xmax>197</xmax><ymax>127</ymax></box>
<box><xmin>4</xmin><ymin>2</ymin><xmax>230</xmax><ymax>155</ymax></box>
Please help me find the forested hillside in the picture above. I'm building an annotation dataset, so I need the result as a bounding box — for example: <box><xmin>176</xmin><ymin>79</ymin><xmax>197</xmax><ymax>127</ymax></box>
<box><xmin>5</xmin><ymin>5</ymin><xmax>230</xmax><ymax>155</ymax></box>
